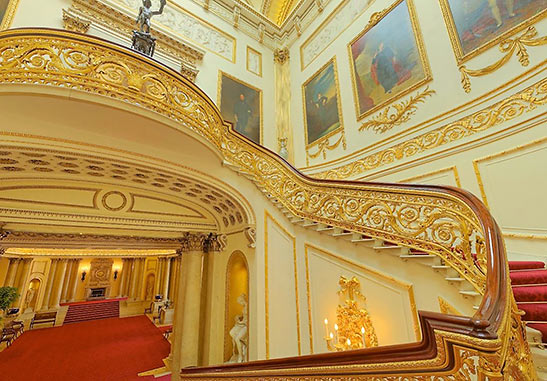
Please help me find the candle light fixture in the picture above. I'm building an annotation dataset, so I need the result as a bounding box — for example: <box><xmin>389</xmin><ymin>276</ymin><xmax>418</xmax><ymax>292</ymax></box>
<box><xmin>323</xmin><ymin>276</ymin><xmax>378</xmax><ymax>351</ymax></box>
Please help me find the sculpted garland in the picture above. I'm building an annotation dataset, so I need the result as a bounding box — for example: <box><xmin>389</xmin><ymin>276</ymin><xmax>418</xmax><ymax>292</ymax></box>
<box><xmin>0</xmin><ymin>29</ymin><xmax>535</xmax><ymax>379</ymax></box>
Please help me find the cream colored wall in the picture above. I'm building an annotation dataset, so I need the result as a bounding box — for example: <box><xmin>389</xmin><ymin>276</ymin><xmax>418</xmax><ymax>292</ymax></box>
<box><xmin>10</xmin><ymin>0</ymin><xmax>278</xmax><ymax>153</ymax></box>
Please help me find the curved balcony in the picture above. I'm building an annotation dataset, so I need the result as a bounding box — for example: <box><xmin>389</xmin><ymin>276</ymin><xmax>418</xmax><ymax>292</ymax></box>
<box><xmin>0</xmin><ymin>28</ymin><xmax>536</xmax><ymax>379</ymax></box>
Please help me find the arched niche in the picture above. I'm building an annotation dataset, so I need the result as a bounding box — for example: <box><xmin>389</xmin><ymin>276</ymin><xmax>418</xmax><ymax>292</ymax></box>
<box><xmin>23</xmin><ymin>278</ymin><xmax>41</xmax><ymax>312</ymax></box>
<box><xmin>224</xmin><ymin>251</ymin><xmax>249</xmax><ymax>363</ymax></box>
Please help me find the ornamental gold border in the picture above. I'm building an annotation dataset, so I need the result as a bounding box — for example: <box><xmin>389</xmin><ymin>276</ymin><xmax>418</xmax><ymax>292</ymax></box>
<box><xmin>302</xmin><ymin>57</ymin><xmax>345</xmax><ymax>149</ymax></box>
<box><xmin>438</xmin><ymin>296</ymin><xmax>461</xmax><ymax>316</ymax></box>
<box><xmin>473</xmin><ymin>136</ymin><xmax>547</xmax><ymax>236</ymax></box>
<box><xmin>438</xmin><ymin>0</ymin><xmax>547</xmax><ymax>65</ymax></box>
<box><xmin>302</xmin><ymin>62</ymin><xmax>546</xmax><ymax>172</ymax></box>
<box><xmin>246</xmin><ymin>46</ymin><xmax>262</xmax><ymax>77</ymax></box>
<box><xmin>315</xmin><ymin>76</ymin><xmax>547</xmax><ymax>180</ymax></box>
<box><xmin>217</xmin><ymin>71</ymin><xmax>264</xmax><ymax>145</ymax></box>
<box><xmin>399</xmin><ymin>166</ymin><xmax>461</xmax><ymax>188</ymax></box>
<box><xmin>264</xmin><ymin>210</ymin><xmax>301</xmax><ymax>359</ymax></box>
<box><xmin>347</xmin><ymin>0</ymin><xmax>432</xmax><ymax>122</ymax></box>
<box><xmin>5</xmin><ymin>248</ymin><xmax>176</xmax><ymax>257</ymax></box>
<box><xmin>0</xmin><ymin>0</ymin><xmax>20</xmax><ymax>31</ymax></box>
<box><xmin>304</xmin><ymin>243</ymin><xmax>421</xmax><ymax>347</ymax></box>
<box><xmin>299</xmin><ymin>0</ymin><xmax>376</xmax><ymax>71</ymax></box>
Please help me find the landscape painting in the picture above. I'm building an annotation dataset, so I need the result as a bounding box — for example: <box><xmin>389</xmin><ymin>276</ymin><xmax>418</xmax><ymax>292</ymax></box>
<box><xmin>303</xmin><ymin>58</ymin><xmax>343</xmax><ymax>146</ymax></box>
<box><xmin>441</xmin><ymin>0</ymin><xmax>546</xmax><ymax>61</ymax></box>
<box><xmin>348</xmin><ymin>0</ymin><xmax>431</xmax><ymax>120</ymax></box>
<box><xmin>218</xmin><ymin>72</ymin><xmax>262</xmax><ymax>145</ymax></box>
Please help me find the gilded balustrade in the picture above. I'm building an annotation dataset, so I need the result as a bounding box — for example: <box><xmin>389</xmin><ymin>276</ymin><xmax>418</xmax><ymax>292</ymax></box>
<box><xmin>0</xmin><ymin>29</ymin><xmax>534</xmax><ymax>379</ymax></box>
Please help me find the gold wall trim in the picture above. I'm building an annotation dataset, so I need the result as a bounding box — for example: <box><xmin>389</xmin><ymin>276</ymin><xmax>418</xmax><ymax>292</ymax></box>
<box><xmin>315</xmin><ymin>77</ymin><xmax>547</xmax><ymax>180</ymax></box>
<box><xmin>399</xmin><ymin>166</ymin><xmax>461</xmax><ymax>188</ymax></box>
<box><xmin>0</xmin><ymin>0</ymin><xmax>20</xmax><ymax>31</ymax></box>
<box><xmin>359</xmin><ymin>87</ymin><xmax>436</xmax><ymax>134</ymax></box>
<box><xmin>264</xmin><ymin>210</ymin><xmax>301</xmax><ymax>358</ymax></box>
<box><xmin>301</xmin><ymin>63</ymin><xmax>546</xmax><ymax>173</ymax></box>
<box><xmin>438</xmin><ymin>296</ymin><xmax>461</xmax><ymax>316</ymax></box>
<box><xmin>5</xmin><ymin>248</ymin><xmax>176</xmax><ymax>257</ymax></box>
<box><xmin>347</xmin><ymin>0</ymin><xmax>432</xmax><ymax>122</ymax></box>
<box><xmin>438</xmin><ymin>0</ymin><xmax>547</xmax><ymax>65</ymax></box>
<box><xmin>503</xmin><ymin>233</ymin><xmax>547</xmax><ymax>241</ymax></box>
<box><xmin>460</xmin><ymin>27</ymin><xmax>547</xmax><ymax>93</ymax></box>
<box><xmin>473</xmin><ymin>136</ymin><xmax>547</xmax><ymax>210</ymax></box>
<box><xmin>304</xmin><ymin>243</ymin><xmax>421</xmax><ymax>343</ymax></box>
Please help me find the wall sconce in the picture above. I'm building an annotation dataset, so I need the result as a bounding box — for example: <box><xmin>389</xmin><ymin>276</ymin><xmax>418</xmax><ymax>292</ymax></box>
<box><xmin>81</xmin><ymin>270</ymin><xmax>87</xmax><ymax>282</ymax></box>
<box><xmin>113</xmin><ymin>269</ymin><xmax>119</xmax><ymax>280</ymax></box>
<box><xmin>323</xmin><ymin>276</ymin><xmax>378</xmax><ymax>351</ymax></box>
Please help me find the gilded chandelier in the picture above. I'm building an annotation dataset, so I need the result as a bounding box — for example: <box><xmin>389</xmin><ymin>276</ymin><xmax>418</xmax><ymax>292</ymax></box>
<box><xmin>324</xmin><ymin>276</ymin><xmax>378</xmax><ymax>351</ymax></box>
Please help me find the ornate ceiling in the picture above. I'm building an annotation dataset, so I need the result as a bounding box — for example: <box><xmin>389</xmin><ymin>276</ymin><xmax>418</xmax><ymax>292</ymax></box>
<box><xmin>0</xmin><ymin>145</ymin><xmax>252</xmax><ymax>236</ymax></box>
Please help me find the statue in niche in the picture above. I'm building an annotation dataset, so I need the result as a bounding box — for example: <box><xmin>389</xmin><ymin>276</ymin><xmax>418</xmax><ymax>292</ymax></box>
<box><xmin>23</xmin><ymin>287</ymin><xmax>36</xmax><ymax>312</ymax></box>
<box><xmin>132</xmin><ymin>0</ymin><xmax>166</xmax><ymax>57</ymax></box>
<box><xmin>228</xmin><ymin>293</ymin><xmax>248</xmax><ymax>363</ymax></box>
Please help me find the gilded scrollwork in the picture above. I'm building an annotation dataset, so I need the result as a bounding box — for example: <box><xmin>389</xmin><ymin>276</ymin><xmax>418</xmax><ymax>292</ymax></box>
<box><xmin>359</xmin><ymin>87</ymin><xmax>436</xmax><ymax>134</ymax></box>
<box><xmin>460</xmin><ymin>26</ymin><xmax>547</xmax><ymax>93</ymax></box>
<box><xmin>0</xmin><ymin>29</ymin><xmax>536</xmax><ymax>380</ymax></box>
<box><xmin>306</xmin><ymin>130</ymin><xmax>347</xmax><ymax>165</ymax></box>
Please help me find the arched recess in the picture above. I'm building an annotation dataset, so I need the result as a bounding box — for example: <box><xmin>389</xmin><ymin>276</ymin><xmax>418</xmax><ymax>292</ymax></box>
<box><xmin>22</xmin><ymin>278</ymin><xmax>41</xmax><ymax>312</ymax></box>
<box><xmin>224</xmin><ymin>250</ymin><xmax>249</xmax><ymax>363</ymax></box>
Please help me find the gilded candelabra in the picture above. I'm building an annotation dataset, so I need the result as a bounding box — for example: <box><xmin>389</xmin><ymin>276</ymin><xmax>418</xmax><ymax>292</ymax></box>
<box><xmin>324</xmin><ymin>276</ymin><xmax>378</xmax><ymax>351</ymax></box>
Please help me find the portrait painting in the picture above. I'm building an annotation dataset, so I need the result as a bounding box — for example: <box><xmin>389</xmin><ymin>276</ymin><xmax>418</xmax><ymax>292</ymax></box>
<box><xmin>440</xmin><ymin>0</ymin><xmax>546</xmax><ymax>62</ymax></box>
<box><xmin>348</xmin><ymin>0</ymin><xmax>431</xmax><ymax>120</ymax></box>
<box><xmin>302</xmin><ymin>58</ymin><xmax>343</xmax><ymax>146</ymax></box>
<box><xmin>218</xmin><ymin>72</ymin><xmax>262</xmax><ymax>145</ymax></box>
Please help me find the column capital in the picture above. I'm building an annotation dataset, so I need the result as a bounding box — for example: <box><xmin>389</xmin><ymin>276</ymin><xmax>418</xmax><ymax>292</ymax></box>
<box><xmin>178</xmin><ymin>232</ymin><xmax>227</xmax><ymax>253</ymax></box>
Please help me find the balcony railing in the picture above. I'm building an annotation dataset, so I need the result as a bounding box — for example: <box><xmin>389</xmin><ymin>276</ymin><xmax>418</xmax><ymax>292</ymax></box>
<box><xmin>0</xmin><ymin>28</ymin><xmax>538</xmax><ymax>379</ymax></box>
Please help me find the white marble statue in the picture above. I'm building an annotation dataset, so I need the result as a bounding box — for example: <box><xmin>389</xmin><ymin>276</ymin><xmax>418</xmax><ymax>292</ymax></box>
<box><xmin>228</xmin><ymin>293</ymin><xmax>248</xmax><ymax>363</ymax></box>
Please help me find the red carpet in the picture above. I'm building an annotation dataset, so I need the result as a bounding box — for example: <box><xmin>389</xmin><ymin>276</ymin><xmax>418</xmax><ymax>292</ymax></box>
<box><xmin>63</xmin><ymin>300</ymin><xmax>119</xmax><ymax>324</ymax></box>
<box><xmin>0</xmin><ymin>316</ymin><xmax>170</xmax><ymax>380</ymax></box>
<box><xmin>60</xmin><ymin>297</ymin><xmax>127</xmax><ymax>306</ymax></box>
<box><xmin>510</xmin><ymin>261</ymin><xmax>547</xmax><ymax>343</ymax></box>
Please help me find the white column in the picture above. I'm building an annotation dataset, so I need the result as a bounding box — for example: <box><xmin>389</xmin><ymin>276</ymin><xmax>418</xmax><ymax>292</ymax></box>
<box><xmin>43</xmin><ymin>259</ymin><xmax>58</xmax><ymax>310</ymax></box>
<box><xmin>15</xmin><ymin>259</ymin><xmax>32</xmax><ymax>309</ymax></box>
<box><xmin>60</xmin><ymin>260</ymin><xmax>73</xmax><ymax>303</ymax></box>
<box><xmin>117</xmin><ymin>259</ymin><xmax>127</xmax><ymax>298</ymax></box>
<box><xmin>50</xmin><ymin>259</ymin><xmax>68</xmax><ymax>309</ymax></box>
<box><xmin>163</xmin><ymin>257</ymin><xmax>171</xmax><ymax>301</ymax></box>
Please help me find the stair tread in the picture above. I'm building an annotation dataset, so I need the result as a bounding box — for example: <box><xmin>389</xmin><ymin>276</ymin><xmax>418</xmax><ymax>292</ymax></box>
<box><xmin>511</xmin><ymin>269</ymin><xmax>547</xmax><ymax>285</ymax></box>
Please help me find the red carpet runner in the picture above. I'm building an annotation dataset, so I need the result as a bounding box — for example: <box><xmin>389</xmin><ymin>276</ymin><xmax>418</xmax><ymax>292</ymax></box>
<box><xmin>510</xmin><ymin>261</ymin><xmax>547</xmax><ymax>343</ymax></box>
<box><xmin>63</xmin><ymin>299</ymin><xmax>120</xmax><ymax>324</ymax></box>
<box><xmin>0</xmin><ymin>316</ymin><xmax>170</xmax><ymax>380</ymax></box>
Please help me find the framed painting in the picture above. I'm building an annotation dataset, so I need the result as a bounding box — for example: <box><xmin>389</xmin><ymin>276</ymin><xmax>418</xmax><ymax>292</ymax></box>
<box><xmin>0</xmin><ymin>0</ymin><xmax>18</xmax><ymax>30</ymax></box>
<box><xmin>302</xmin><ymin>58</ymin><xmax>344</xmax><ymax>147</ymax></box>
<box><xmin>218</xmin><ymin>72</ymin><xmax>262</xmax><ymax>145</ymax></box>
<box><xmin>246</xmin><ymin>46</ymin><xmax>262</xmax><ymax>77</ymax></box>
<box><xmin>439</xmin><ymin>0</ymin><xmax>547</xmax><ymax>64</ymax></box>
<box><xmin>348</xmin><ymin>0</ymin><xmax>431</xmax><ymax>121</ymax></box>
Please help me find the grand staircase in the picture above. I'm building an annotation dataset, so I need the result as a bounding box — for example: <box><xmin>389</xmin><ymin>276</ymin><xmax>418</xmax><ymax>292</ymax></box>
<box><xmin>63</xmin><ymin>300</ymin><xmax>120</xmax><ymax>324</ymax></box>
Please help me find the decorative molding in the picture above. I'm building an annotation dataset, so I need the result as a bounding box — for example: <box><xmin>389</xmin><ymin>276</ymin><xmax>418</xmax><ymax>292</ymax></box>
<box><xmin>246</xmin><ymin>46</ymin><xmax>262</xmax><ymax>77</ymax></box>
<box><xmin>62</xmin><ymin>9</ymin><xmax>92</xmax><ymax>33</ymax></box>
<box><xmin>359</xmin><ymin>87</ymin><xmax>436</xmax><ymax>134</ymax></box>
<box><xmin>244</xmin><ymin>227</ymin><xmax>256</xmax><ymax>248</ymax></box>
<box><xmin>274</xmin><ymin>47</ymin><xmax>289</xmax><ymax>64</ymax></box>
<box><xmin>315</xmin><ymin>77</ymin><xmax>547</xmax><ymax>180</ymax></box>
<box><xmin>300</xmin><ymin>0</ymin><xmax>374</xmax><ymax>70</ymax></box>
<box><xmin>460</xmin><ymin>27</ymin><xmax>547</xmax><ymax>93</ymax></box>
<box><xmin>399</xmin><ymin>166</ymin><xmax>461</xmax><ymax>188</ymax></box>
<box><xmin>5</xmin><ymin>248</ymin><xmax>176</xmax><ymax>257</ymax></box>
<box><xmin>438</xmin><ymin>296</ymin><xmax>461</xmax><ymax>316</ymax></box>
<box><xmin>306</xmin><ymin>130</ymin><xmax>346</xmax><ymax>165</ymax></box>
<box><xmin>179</xmin><ymin>232</ymin><xmax>225</xmax><ymax>252</ymax></box>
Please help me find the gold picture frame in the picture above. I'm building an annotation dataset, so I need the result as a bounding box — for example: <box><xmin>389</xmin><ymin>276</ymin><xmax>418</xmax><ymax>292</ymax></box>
<box><xmin>347</xmin><ymin>0</ymin><xmax>432</xmax><ymax>122</ymax></box>
<box><xmin>217</xmin><ymin>71</ymin><xmax>263</xmax><ymax>145</ymax></box>
<box><xmin>302</xmin><ymin>57</ymin><xmax>345</xmax><ymax>149</ymax></box>
<box><xmin>0</xmin><ymin>0</ymin><xmax>20</xmax><ymax>30</ymax></box>
<box><xmin>438</xmin><ymin>0</ymin><xmax>547</xmax><ymax>65</ymax></box>
<box><xmin>246</xmin><ymin>46</ymin><xmax>262</xmax><ymax>77</ymax></box>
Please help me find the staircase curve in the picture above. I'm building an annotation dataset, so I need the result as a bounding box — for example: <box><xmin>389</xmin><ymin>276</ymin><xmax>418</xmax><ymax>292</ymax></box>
<box><xmin>0</xmin><ymin>28</ymin><xmax>536</xmax><ymax>379</ymax></box>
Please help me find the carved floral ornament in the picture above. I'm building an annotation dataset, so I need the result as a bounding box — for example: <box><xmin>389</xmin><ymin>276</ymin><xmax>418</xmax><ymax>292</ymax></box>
<box><xmin>178</xmin><ymin>232</ymin><xmax>227</xmax><ymax>253</ymax></box>
<box><xmin>0</xmin><ymin>29</ymin><xmax>535</xmax><ymax>379</ymax></box>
